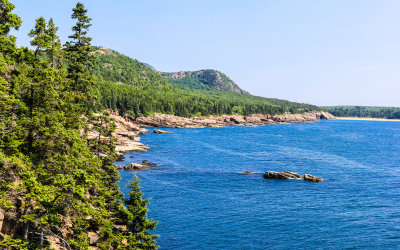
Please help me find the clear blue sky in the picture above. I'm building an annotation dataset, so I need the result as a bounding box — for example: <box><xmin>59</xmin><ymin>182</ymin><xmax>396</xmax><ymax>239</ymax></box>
<box><xmin>11</xmin><ymin>0</ymin><xmax>400</xmax><ymax>107</ymax></box>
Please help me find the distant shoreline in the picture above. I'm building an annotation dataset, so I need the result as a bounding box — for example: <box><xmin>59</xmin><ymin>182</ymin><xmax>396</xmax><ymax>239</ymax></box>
<box><xmin>336</xmin><ymin>117</ymin><xmax>400</xmax><ymax>122</ymax></box>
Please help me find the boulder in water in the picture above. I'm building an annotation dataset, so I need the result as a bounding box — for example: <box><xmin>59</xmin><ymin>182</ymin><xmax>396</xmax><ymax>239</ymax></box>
<box><xmin>154</xmin><ymin>128</ymin><xmax>171</xmax><ymax>134</ymax></box>
<box><xmin>263</xmin><ymin>170</ymin><xmax>323</xmax><ymax>182</ymax></box>
<box><xmin>142</xmin><ymin>160</ymin><xmax>157</xmax><ymax>166</ymax></box>
<box><xmin>303</xmin><ymin>174</ymin><xmax>323</xmax><ymax>182</ymax></box>
<box><xmin>124</xmin><ymin>163</ymin><xmax>151</xmax><ymax>170</ymax></box>
<box><xmin>263</xmin><ymin>170</ymin><xmax>303</xmax><ymax>180</ymax></box>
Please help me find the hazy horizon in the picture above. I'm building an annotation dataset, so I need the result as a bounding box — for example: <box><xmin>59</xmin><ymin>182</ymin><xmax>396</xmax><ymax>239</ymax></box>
<box><xmin>11</xmin><ymin>0</ymin><xmax>400</xmax><ymax>107</ymax></box>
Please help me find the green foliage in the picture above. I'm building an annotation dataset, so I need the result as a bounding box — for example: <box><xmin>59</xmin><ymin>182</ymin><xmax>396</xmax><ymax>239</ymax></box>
<box><xmin>323</xmin><ymin>106</ymin><xmax>400</xmax><ymax>119</ymax></box>
<box><xmin>47</xmin><ymin>18</ymin><xmax>63</xmax><ymax>69</ymax></box>
<box><xmin>93</xmin><ymin>48</ymin><xmax>320</xmax><ymax>117</ymax></box>
<box><xmin>162</xmin><ymin>69</ymin><xmax>247</xmax><ymax>94</ymax></box>
<box><xmin>64</xmin><ymin>2</ymin><xmax>95</xmax><ymax>95</ymax></box>
<box><xmin>95</xmin><ymin>80</ymin><xmax>319</xmax><ymax>117</ymax></box>
<box><xmin>28</xmin><ymin>17</ymin><xmax>51</xmax><ymax>58</ymax></box>
<box><xmin>0</xmin><ymin>0</ymin><xmax>22</xmax><ymax>35</ymax></box>
<box><xmin>125</xmin><ymin>174</ymin><xmax>159</xmax><ymax>249</ymax></box>
<box><xmin>93</xmin><ymin>47</ymin><xmax>168</xmax><ymax>87</ymax></box>
<box><xmin>0</xmin><ymin>1</ymin><xmax>158</xmax><ymax>249</ymax></box>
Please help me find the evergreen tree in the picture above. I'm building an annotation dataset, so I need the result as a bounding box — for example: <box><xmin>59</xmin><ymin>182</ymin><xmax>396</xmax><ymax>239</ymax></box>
<box><xmin>64</xmin><ymin>2</ymin><xmax>94</xmax><ymax>96</ymax></box>
<box><xmin>28</xmin><ymin>17</ymin><xmax>50</xmax><ymax>58</ymax></box>
<box><xmin>0</xmin><ymin>1</ymin><xmax>151</xmax><ymax>249</ymax></box>
<box><xmin>46</xmin><ymin>18</ymin><xmax>63</xmax><ymax>69</ymax></box>
<box><xmin>0</xmin><ymin>0</ymin><xmax>22</xmax><ymax>156</ymax></box>
<box><xmin>0</xmin><ymin>0</ymin><xmax>21</xmax><ymax>35</ymax></box>
<box><xmin>126</xmin><ymin>174</ymin><xmax>159</xmax><ymax>249</ymax></box>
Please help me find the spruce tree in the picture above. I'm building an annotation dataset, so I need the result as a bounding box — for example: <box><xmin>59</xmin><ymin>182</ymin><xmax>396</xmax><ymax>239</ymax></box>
<box><xmin>64</xmin><ymin>2</ymin><xmax>94</xmax><ymax>96</ymax></box>
<box><xmin>126</xmin><ymin>174</ymin><xmax>159</xmax><ymax>249</ymax></box>
<box><xmin>1</xmin><ymin>1</ymin><xmax>158</xmax><ymax>249</ymax></box>
<box><xmin>46</xmin><ymin>18</ymin><xmax>63</xmax><ymax>69</ymax></box>
<box><xmin>28</xmin><ymin>17</ymin><xmax>50</xmax><ymax>58</ymax></box>
<box><xmin>0</xmin><ymin>0</ymin><xmax>22</xmax><ymax>155</ymax></box>
<box><xmin>0</xmin><ymin>0</ymin><xmax>21</xmax><ymax>35</ymax></box>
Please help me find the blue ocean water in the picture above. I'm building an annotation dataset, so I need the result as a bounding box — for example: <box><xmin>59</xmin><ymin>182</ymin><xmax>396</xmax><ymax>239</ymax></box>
<box><xmin>118</xmin><ymin>120</ymin><xmax>400</xmax><ymax>249</ymax></box>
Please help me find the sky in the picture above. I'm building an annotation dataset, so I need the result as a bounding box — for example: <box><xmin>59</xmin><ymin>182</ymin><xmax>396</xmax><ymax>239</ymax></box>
<box><xmin>11</xmin><ymin>0</ymin><xmax>400</xmax><ymax>107</ymax></box>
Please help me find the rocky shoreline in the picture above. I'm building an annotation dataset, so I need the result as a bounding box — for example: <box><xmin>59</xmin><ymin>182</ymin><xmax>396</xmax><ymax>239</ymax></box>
<box><xmin>130</xmin><ymin>111</ymin><xmax>335</xmax><ymax>128</ymax></box>
<box><xmin>107</xmin><ymin>111</ymin><xmax>335</xmax><ymax>165</ymax></box>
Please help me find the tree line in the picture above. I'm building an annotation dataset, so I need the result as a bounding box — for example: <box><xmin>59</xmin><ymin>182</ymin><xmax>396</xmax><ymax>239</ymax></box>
<box><xmin>95</xmin><ymin>81</ymin><xmax>319</xmax><ymax>118</ymax></box>
<box><xmin>93</xmin><ymin>49</ymin><xmax>321</xmax><ymax>117</ymax></box>
<box><xmin>0</xmin><ymin>1</ymin><xmax>157</xmax><ymax>249</ymax></box>
<box><xmin>323</xmin><ymin>106</ymin><xmax>400</xmax><ymax>119</ymax></box>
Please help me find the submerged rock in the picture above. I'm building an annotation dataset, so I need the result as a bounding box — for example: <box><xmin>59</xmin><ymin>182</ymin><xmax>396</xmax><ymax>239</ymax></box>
<box><xmin>263</xmin><ymin>170</ymin><xmax>303</xmax><ymax>180</ymax></box>
<box><xmin>303</xmin><ymin>174</ymin><xmax>323</xmax><ymax>182</ymax></box>
<box><xmin>154</xmin><ymin>128</ymin><xmax>171</xmax><ymax>134</ymax></box>
<box><xmin>124</xmin><ymin>163</ymin><xmax>151</xmax><ymax>170</ymax></box>
<box><xmin>241</xmin><ymin>171</ymin><xmax>257</xmax><ymax>175</ymax></box>
<box><xmin>142</xmin><ymin>160</ymin><xmax>157</xmax><ymax>166</ymax></box>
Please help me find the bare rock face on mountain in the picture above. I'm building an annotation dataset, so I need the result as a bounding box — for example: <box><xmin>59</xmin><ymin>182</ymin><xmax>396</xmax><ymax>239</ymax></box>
<box><xmin>163</xmin><ymin>69</ymin><xmax>248</xmax><ymax>94</ymax></box>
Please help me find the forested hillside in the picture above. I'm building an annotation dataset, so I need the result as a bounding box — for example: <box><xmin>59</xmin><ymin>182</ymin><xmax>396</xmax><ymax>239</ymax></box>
<box><xmin>0</xmin><ymin>1</ymin><xmax>157</xmax><ymax>249</ymax></box>
<box><xmin>161</xmin><ymin>70</ymin><xmax>248</xmax><ymax>94</ymax></box>
<box><xmin>93</xmin><ymin>48</ymin><xmax>320</xmax><ymax>117</ymax></box>
<box><xmin>323</xmin><ymin>106</ymin><xmax>400</xmax><ymax>119</ymax></box>
<box><xmin>93</xmin><ymin>47</ymin><xmax>168</xmax><ymax>87</ymax></box>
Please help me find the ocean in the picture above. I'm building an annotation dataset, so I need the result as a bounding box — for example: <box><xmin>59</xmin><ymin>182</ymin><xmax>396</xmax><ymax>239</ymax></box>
<box><xmin>118</xmin><ymin>120</ymin><xmax>400</xmax><ymax>249</ymax></box>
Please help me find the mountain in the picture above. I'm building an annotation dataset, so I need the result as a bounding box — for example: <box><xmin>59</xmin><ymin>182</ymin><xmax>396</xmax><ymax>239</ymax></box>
<box><xmin>93</xmin><ymin>47</ymin><xmax>321</xmax><ymax>117</ymax></box>
<box><xmin>93</xmin><ymin>47</ymin><xmax>169</xmax><ymax>86</ymax></box>
<box><xmin>161</xmin><ymin>70</ymin><xmax>248</xmax><ymax>94</ymax></box>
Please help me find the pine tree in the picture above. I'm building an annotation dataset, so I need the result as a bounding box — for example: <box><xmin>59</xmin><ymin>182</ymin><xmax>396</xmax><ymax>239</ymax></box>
<box><xmin>64</xmin><ymin>2</ymin><xmax>94</xmax><ymax>96</ymax></box>
<box><xmin>0</xmin><ymin>0</ymin><xmax>22</xmax><ymax>156</ymax></box>
<box><xmin>0</xmin><ymin>1</ymin><xmax>159</xmax><ymax>249</ymax></box>
<box><xmin>0</xmin><ymin>0</ymin><xmax>21</xmax><ymax>36</ymax></box>
<box><xmin>46</xmin><ymin>18</ymin><xmax>63</xmax><ymax>69</ymax></box>
<box><xmin>28</xmin><ymin>17</ymin><xmax>50</xmax><ymax>58</ymax></box>
<box><xmin>126</xmin><ymin>174</ymin><xmax>159</xmax><ymax>249</ymax></box>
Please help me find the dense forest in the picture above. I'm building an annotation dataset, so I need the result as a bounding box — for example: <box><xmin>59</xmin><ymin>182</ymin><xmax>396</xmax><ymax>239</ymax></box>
<box><xmin>323</xmin><ymin>106</ymin><xmax>400</xmax><ymax>119</ymax></box>
<box><xmin>93</xmin><ymin>47</ymin><xmax>321</xmax><ymax>117</ymax></box>
<box><xmin>0</xmin><ymin>1</ymin><xmax>157</xmax><ymax>249</ymax></box>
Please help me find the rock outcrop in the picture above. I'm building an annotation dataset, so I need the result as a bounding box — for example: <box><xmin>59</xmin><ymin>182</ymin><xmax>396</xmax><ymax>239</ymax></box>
<box><xmin>153</xmin><ymin>128</ymin><xmax>171</xmax><ymax>134</ymax></box>
<box><xmin>263</xmin><ymin>170</ymin><xmax>303</xmax><ymax>180</ymax></box>
<box><xmin>303</xmin><ymin>174</ymin><xmax>323</xmax><ymax>182</ymax></box>
<box><xmin>263</xmin><ymin>170</ymin><xmax>324</xmax><ymax>182</ymax></box>
<box><xmin>124</xmin><ymin>163</ymin><xmax>151</xmax><ymax>171</ymax></box>
<box><xmin>142</xmin><ymin>160</ymin><xmax>157</xmax><ymax>166</ymax></box>
<box><xmin>132</xmin><ymin>111</ymin><xmax>335</xmax><ymax>128</ymax></box>
<box><xmin>85</xmin><ymin>112</ymin><xmax>150</xmax><ymax>156</ymax></box>
<box><xmin>163</xmin><ymin>69</ymin><xmax>248</xmax><ymax>94</ymax></box>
